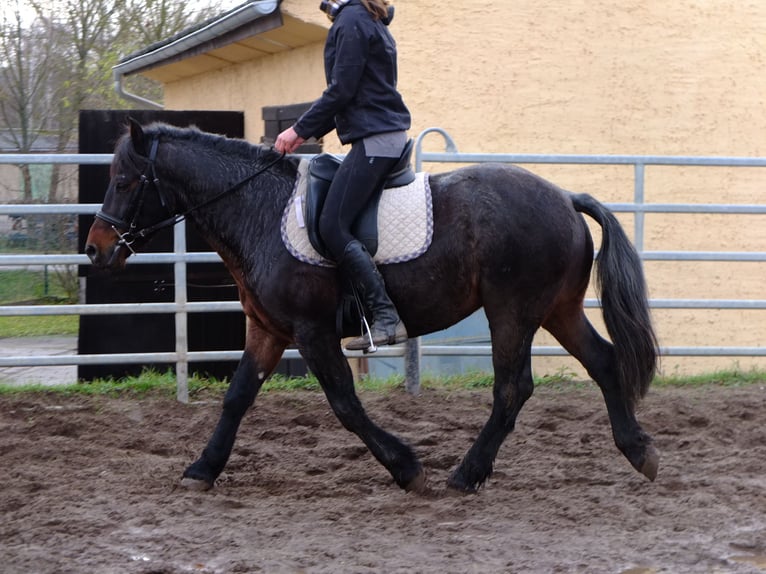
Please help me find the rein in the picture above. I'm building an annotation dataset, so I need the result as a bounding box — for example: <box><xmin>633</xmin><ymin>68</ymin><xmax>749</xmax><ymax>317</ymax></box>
<box><xmin>96</xmin><ymin>137</ymin><xmax>285</xmax><ymax>253</ymax></box>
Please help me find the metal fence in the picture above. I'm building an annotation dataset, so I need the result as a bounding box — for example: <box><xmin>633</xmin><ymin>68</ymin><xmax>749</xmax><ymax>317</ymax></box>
<box><xmin>398</xmin><ymin>129</ymin><xmax>766</xmax><ymax>390</ymax></box>
<box><xmin>1</xmin><ymin>129</ymin><xmax>764</xmax><ymax>399</ymax></box>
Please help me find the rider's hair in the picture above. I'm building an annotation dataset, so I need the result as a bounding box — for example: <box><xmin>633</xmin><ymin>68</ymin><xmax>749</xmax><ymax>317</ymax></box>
<box><xmin>360</xmin><ymin>0</ymin><xmax>390</xmax><ymax>20</ymax></box>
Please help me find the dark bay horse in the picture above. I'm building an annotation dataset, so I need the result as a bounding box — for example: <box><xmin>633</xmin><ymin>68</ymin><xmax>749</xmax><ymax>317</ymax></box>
<box><xmin>85</xmin><ymin>119</ymin><xmax>659</xmax><ymax>493</ymax></box>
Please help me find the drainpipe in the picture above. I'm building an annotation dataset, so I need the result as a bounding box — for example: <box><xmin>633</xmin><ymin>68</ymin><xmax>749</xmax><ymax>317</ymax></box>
<box><xmin>114</xmin><ymin>75</ymin><xmax>164</xmax><ymax>109</ymax></box>
<box><xmin>112</xmin><ymin>0</ymin><xmax>281</xmax><ymax>108</ymax></box>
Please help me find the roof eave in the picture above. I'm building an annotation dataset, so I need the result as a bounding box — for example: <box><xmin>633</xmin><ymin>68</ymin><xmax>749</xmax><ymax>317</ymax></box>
<box><xmin>114</xmin><ymin>0</ymin><xmax>282</xmax><ymax>78</ymax></box>
<box><xmin>113</xmin><ymin>0</ymin><xmax>282</xmax><ymax>108</ymax></box>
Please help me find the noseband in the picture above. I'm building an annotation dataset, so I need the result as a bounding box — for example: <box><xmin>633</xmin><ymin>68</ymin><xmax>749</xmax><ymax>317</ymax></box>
<box><xmin>95</xmin><ymin>136</ymin><xmax>285</xmax><ymax>254</ymax></box>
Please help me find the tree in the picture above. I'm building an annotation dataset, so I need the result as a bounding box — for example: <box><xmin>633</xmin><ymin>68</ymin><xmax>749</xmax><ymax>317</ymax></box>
<box><xmin>0</xmin><ymin>5</ymin><xmax>57</xmax><ymax>201</ymax></box>
<box><xmin>0</xmin><ymin>0</ymin><xmax>220</xmax><ymax>254</ymax></box>
<box><xmin>0</xmin><ymin>0</ymin><xmax>222</xmax><ymax>200</ymax></box>
<box><xmin>123</xmin><ymin>0</ymin><xmax>216</xmax><ymax>48</ymax></box>
<box><xmin>110</xmin><ymin>0</ymin><xmax>224</xmax><ymax>109</ymax></box>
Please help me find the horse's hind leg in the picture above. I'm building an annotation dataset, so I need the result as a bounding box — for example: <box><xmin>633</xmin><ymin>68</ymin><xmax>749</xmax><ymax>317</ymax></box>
<box><xmin>300</xmin><ymin>334</ymin><xmax>426</xmax><ymax>492</ymax></box>
<box><xmin>182</xmin><ymin>324</ymin><xmax>286</xmax><ymax>490</ymax></box>
<box><xmin>544</xmin><ymin>303</ymin><xmax>659</xmax><ymax>480</ymax></box>
<box><xmin>447</xmin><ymin>317</ymin><xmax>537</xmax><ymax>493</ymax></box>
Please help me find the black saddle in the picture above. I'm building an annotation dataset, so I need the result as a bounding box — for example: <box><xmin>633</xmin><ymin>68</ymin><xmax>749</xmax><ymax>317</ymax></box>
<box><xmin>306</xmin><ymin>138</ymin><xmax>416</xmax><ymax>261</ymax></box>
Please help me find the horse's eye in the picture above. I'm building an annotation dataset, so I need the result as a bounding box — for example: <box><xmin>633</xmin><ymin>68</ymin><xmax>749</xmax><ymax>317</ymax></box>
<box><xmin>114</xmin><ymin>174</ymin><xmax>130</xmax><ymax>192</ymax></box>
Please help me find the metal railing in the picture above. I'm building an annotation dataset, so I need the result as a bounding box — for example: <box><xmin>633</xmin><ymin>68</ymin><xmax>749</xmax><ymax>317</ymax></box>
<box><xmin>399</xmin><ymin>128</ymin><xmax>766</xmax><ymax>391</ymax></box>
<box><xmin>1</xmin><ymin>130</ymin><xmax>764</xmax><ymax>399</ymax></box>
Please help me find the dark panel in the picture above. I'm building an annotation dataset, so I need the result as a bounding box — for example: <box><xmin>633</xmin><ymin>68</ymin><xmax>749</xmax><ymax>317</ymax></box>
<box><xmin>78</xmin><ymin>110</ymin><xmax>305</xmax><ymax>381</ymax></box>
<box><xmin>261</xmin><ymin>102</ymin><xmax>322</xmax><ymax>153</ymax></box>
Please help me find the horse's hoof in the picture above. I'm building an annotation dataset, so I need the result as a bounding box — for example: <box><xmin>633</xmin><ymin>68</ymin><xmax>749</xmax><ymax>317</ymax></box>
<box><xmin>445</xmin><ymin>469</ymin><xmax>479</xmax><ymax>494</ymax></box>
<box><xmin>404</xmin><ymin>468</ymin><xmax>428</xmax><ymax>494</ymax></box>
<box><xmin>639</xmin><ymin>444</ymin><xmax>660</xmax><ymax>481</ymax></box>
<box><xmin>180</xmin><ymin>476</ymin><xmax>214</xmax><ymax>491</ymax></box>
<box><xmin>445</xmin><ymin>481</ymin><xmax>477</xmax><ymax>495</ymax></box>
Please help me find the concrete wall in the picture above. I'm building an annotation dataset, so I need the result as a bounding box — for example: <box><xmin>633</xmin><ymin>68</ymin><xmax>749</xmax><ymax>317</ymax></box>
<box><xmin>160</xmin><ymin>0</ymin><xmax>765</xmax><ymax>376</ymax></box>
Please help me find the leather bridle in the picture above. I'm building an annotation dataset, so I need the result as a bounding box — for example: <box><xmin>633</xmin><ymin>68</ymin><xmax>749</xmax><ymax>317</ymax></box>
<box><xmin>95</xmin><ymin>136</ymin><xmax>284</xmax><ymax>254</ymax></box>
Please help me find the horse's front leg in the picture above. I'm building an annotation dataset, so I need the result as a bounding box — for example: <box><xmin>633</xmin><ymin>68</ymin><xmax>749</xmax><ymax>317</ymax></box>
<box><xmin>448</xmin><ymin>324</ymin><xmax>536</xmax><ymax>493</ymax></box>
<box><xmin>181</xmin><ymin>323</ymin><xmax>286</xmax><ymax>490</ymax></box>
<box><xmin>300</xmin><ymin>333</ymin><xmax>426</xmax><ymax>492</ymax></box>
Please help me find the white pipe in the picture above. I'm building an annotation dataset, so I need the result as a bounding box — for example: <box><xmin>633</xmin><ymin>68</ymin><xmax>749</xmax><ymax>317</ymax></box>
<box><xmin>114</xmin><ymin>76</ymin><xmax>164</xmax><ymax>109</ymax></box>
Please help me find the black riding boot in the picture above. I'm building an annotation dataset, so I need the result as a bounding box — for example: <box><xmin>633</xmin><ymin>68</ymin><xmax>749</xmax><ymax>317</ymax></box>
<box><xmin>339</xmin><ymin>241</ymin><xmax>408</xmax><ymax>351</ymax></box>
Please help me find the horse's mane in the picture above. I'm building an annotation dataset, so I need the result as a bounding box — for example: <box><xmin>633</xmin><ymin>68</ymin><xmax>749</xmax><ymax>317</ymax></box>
<box><xmin>117</xmin><ymin>121</ymin><xmax>283</xmax><ymax>169</ymax></box>
<box><xmin>114</xmin><ymin>121</ymin><xmax>296</xmax><ymax>253</ymax></box>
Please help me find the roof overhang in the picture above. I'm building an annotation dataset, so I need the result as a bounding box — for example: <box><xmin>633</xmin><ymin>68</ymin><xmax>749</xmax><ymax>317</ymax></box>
<box><xmin>113</xmin><ymin>0</ymin><xmax>328</xmax><ymax>108</ymax></box>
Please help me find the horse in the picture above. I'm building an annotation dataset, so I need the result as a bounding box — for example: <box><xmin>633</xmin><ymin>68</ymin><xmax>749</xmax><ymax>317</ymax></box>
<box><xmin>85</xmin><ymin>119</ymin><xmax>659</xmax><ymax>493</ymax></box>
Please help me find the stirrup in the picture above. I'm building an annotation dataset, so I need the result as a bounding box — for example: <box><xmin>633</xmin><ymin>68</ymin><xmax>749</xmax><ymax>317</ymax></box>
<box><xmin>345</xmin><ymin>281</ymin><xmax>378</xmax><ymax>353</ymax></box>
<box><xmin>344</xmin><ymin>320</ymin><xmax>408</xmax><ymax>353</ymax></box>
<box><xmin>344</xmin><ymin>315</ymin><xmax>378</xmax><ymax>354</ymax></box>
<box><xmin>361</xmin><ymin>314</ymin><xmax>377</xmax><ymax>354</ymax></box>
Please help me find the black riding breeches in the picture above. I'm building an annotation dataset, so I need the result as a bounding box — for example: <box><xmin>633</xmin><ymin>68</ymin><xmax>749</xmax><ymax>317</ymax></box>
<box><xmin>318</xmin><ymin>141</ymin><xmax>400</xmax><ymax>261</ymax></box>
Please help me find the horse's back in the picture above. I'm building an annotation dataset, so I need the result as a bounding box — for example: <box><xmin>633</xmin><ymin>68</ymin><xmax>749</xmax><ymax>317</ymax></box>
<box><xmin>384</xmin><ymin>163</ymin><xmax>593</xmax><ymax>335</ymax></box>
<box><xmin>428</xmin><ymin>163</ymin><xmax>588</xmax><ymax>260</ymax></box>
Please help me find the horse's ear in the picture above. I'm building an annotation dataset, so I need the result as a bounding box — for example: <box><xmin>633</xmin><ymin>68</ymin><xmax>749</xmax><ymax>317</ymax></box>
<box><xmin>128</xmin><ymin>117</ymin><xmax>147</xmax><ymax>156</ymax></box>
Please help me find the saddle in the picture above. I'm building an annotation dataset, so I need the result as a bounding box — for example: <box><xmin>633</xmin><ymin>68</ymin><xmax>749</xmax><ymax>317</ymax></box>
<box><xmin>306</xmin><ymin>139</ymin><xmax>416</xmax><ymax>261</ymax></box>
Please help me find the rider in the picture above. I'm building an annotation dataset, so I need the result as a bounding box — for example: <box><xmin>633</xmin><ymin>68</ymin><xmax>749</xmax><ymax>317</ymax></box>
<box><xmin>275</xmin><ymin>0</ymin><xmax>410</xmax><ymax>351</ymax></box>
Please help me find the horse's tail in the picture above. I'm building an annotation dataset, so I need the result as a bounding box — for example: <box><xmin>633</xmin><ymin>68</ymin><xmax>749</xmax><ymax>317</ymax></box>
<box><xmin>571</xmin><ymin>192</ymin><xmax>658</xmax><ymax>408</ymax></box>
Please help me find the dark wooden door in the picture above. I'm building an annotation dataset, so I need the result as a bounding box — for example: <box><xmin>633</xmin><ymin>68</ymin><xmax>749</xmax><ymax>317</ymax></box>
<box><xmin>78</xmin><ymin>110</ymin><xmax>250</xmax><ymax>381</ymax></box>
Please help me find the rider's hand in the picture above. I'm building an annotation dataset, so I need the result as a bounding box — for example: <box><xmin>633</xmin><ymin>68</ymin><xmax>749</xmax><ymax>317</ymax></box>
<box><xmin>275</xmin><ymin>126</ymin><xmax>305</xmax><ymax>154</ymax></box>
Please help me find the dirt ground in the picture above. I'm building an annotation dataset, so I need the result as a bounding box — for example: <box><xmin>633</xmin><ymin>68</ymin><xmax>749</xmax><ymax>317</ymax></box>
<box><xmin>1</xmin><ymin>382</ymin><xmax>764</xmax><ymax>574</ymax></box>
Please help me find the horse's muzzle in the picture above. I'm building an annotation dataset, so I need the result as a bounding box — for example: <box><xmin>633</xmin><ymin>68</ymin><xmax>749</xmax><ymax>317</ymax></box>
<box><xmin>85</xmin><ymin>221</ymin><xmax>129</xmax><ymax>270</ymax></box>
<box><xmin>85</xmin><ymin>241</ymin><xmax>127</xmax><ymax>270</ymax></box>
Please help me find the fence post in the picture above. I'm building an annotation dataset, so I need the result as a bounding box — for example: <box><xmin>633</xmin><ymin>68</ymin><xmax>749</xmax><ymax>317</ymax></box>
<box><xmin>174</xmin><ymin>221</ymin><xmax>189</xmax><ymax>403</ymax></box>
<box><xmin>404</xmin><ymin>338</ymin><xmax>421</xmax><ymax>395</ymax></box>
<box><xmin>633</xmin><ymin>162</ymin><xmax>646</xmax><ymax>252</ymax></box>
<box><xmin>403</xmin><ymin>128</ymin><xmax>461</xmax><ymax>395</ymax></box>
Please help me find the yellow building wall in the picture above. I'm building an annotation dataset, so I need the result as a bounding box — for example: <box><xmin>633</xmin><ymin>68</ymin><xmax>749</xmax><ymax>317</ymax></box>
<box><xmin>164</xmin><ymin>43</ymin><xmax>328</xmax><ymax>148</ymax></box>
<box><xmin>161</xmin><ymin>0</ymin><xmax>765</xmax><ymax>376</ymax></box>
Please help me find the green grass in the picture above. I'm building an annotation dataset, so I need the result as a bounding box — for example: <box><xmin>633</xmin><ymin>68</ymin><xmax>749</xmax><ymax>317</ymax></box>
<box><xmin>0</xmin><ymin>315</ymin><xmax>79</xmax><ymax>337</ymax></box>
<box><xmin>654</xmin><ymin>366</ymin><xmax>766</xmax><ymax>387</ymax></box>
<box><xmin>1</xmin><ymin>366</ymin><xmax>763</xmax><ymax>398</ymax></box>
<box><xmin>0</xmin><ymin>270</ymin><xmax>43</xmax><ymax>302</ymax></box>
<box><xmin>0</xmin><ymin>269</ymin><xmax>72</xmax><ymax>304</ymax></box>
<box><xmin>0</xmin><ymin>269</ymin><xmax>79</xmax><ymax>337</ymax></box>
<box><xmin>423</xmin><ymin>370</ymin><xmax>494</xmax><ymax>389</ymax></box>
<box><xmin>0</xmin><ymin>369</ymin><xmax>218</xmax><ymax>398</ymax></box>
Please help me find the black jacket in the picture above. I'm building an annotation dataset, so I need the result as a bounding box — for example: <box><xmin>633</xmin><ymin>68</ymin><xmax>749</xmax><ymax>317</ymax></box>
<box><xmin>293</xmin><ymin>0</ymin><xmax>411</xmax><ymax>145</ymax></box>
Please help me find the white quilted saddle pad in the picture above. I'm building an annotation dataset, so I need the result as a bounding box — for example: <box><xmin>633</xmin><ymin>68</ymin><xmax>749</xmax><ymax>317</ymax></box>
<box><xmin>281</xmin><ymin>159</ymin><xmax>433</xmax><ymax>267</ymax></box>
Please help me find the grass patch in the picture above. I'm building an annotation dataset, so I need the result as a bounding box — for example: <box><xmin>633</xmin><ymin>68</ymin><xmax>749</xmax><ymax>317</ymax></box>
<box><xmin>0</xmin><ymin>270</ymin><xmax>46</xmax><ymax>302</ymax></box>
<box><xmin>0</xmin><ymin>268</ymin><xmax>80</xmax><ymax>336</ymax></box>
<box><xmin>261</xmin><ymin>373</ymin><xmax>321</xmax><ymax>392</ymax></box>
<box><xmin>0</xmin><ymin>315</ymin><xmax>79</xmax><ymax>337</ymax></box>
<box><xmin>0</xmin><ymin>269</ymin><xmax>73</xmax><ymax>304</ymax></box>
<box><xmin>0</xmin><ymin>369</ymin><xmax>227</xmax><ymax>398</ymax></box>
<box><xmin>423</xmin><ymin>371</ymin><xmax>494</xmax><ymax>389</ymax></box>
<box><xmin>419</xmin><ymin>368</ymin><xmax>582</xmax><ymax>390</ymax></box>
<box><xmin>1</xmin><ymin>366</ymin><xmax>764</xmax><ymax>398</ymax></box>
<box><xmin>260</xmin><ymin>373</ymin><xmax>407</xmax><ymax>392</ymax></box>
<box><xmin>654</xmin><ymin>366</ymin><xmax>766</xmax><ymax>387</ymax></box>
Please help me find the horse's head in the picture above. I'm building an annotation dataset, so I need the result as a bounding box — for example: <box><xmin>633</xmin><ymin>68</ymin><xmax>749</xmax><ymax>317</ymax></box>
<box><xmin>85</xmin><ymin>118</ymin><xmax>174</xmax><ymax>270</ymax></box>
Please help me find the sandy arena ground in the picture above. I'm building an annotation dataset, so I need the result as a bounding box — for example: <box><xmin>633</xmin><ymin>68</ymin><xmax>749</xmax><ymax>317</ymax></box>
<box><xmin>1</xmin><ymin>381</ymin><xmax>765</xmax><ymax>574</ymax></box>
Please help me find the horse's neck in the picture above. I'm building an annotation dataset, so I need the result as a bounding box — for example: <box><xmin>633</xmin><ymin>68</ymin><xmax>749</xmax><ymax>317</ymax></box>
<box><xmin>162</xmin><ymin>144</ymin><xmax>291</xmax><ymax>263</ymax></box>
